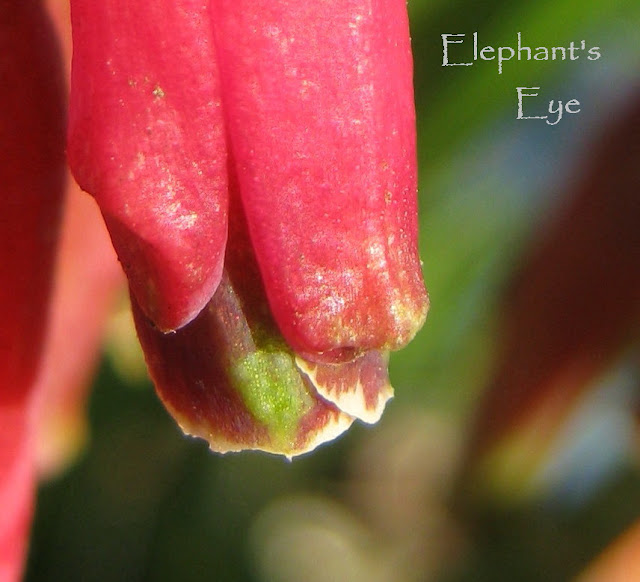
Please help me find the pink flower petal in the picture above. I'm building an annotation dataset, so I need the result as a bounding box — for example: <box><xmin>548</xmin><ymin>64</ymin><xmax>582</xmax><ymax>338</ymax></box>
<box><xmin>211</xmin><ymin>0</ymin><xmax>428</xmax><ymax>360</ymax></box>
<box><xmin>68</xmin><ymin>0</ymin><xmax>228</xmax><ymax>331</ymax></box>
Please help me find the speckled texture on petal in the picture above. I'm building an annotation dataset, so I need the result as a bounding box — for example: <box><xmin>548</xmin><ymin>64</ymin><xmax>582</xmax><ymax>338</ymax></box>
<box><xmin>211</xmin><ymin>0</ymin><xmax>428</xmax><ymax>361</ymax></box>
<box><xmin>68</xmin><ymin>0</ymin><xmax>228</xmax><ymax>331</ymax></box>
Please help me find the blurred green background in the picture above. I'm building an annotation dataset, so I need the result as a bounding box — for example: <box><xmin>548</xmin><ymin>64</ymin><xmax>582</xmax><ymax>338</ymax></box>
<box><xmin>26</xmin><ymin>0</ymin><xmax>640</xmax><ymax>580</ymax></box>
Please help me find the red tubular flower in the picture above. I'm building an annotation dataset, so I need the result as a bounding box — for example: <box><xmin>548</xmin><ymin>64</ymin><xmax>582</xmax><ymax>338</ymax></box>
<box><xmin>67</xmin><ymin>0</ymin><xmax>428</xmax><ymax>456</ymax></box>
<box><xmin>2</xmin><ymin>0</ymin><xmax>426</xmax><ymax>576</ymax></box>
<box><xmin>31</xmin><ymin>182</ymin><xmax>124</xmax><ymax>479</ymax></box>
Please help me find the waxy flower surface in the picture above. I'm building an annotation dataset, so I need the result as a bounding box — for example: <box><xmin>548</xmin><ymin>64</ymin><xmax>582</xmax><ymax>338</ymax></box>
<box><xmin>67</xmin><ymin>0</ymin><xmax>428</xmax><ymax>455</ymax></box>
<box><xmin>2</xmin><ymin>0</ymin><xmax>427</xmax><ymax>578</ymax></box>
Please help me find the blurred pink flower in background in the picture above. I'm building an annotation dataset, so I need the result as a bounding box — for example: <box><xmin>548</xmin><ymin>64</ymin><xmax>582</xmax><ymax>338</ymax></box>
<box><xmin>1</xmin><ymin>2</ymin><xmax>123</xmax><ymax>579</ymax></box>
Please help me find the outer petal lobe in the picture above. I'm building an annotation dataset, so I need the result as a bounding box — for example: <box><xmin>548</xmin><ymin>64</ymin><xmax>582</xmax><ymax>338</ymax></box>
<box><xmin>68</xmin><ymin>0</ymin><xmax>228</xmax><ymax>331</ymax></box>
<box><xmin>211</xmin><ymin>0</ymin><xmax>428</xmax><ymax>360</ymax></box>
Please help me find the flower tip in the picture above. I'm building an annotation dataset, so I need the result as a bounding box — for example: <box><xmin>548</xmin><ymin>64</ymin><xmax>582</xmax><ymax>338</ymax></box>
<box><xmin>100</xmin><ymin>212</ymin><xmax>225</xmax><ymax>333</ymax></box>
<box><xmin>198</xmin><ymin>404</ymin><xmax>355</xmax><ymax>459</ymax></box>
<box><xmin>132</xmin><ymin>265</ymin><xmax>398</xmax><ymax>458</ymax></box>
<box><xmin>296</xmin><ymin>351</ymin><xmax>394</xmax><ymax>425</ymax></box>
<box><xmin>279</xmin><ymin>279</ymin><xmax>429</xmax><ymax>364</ymax></box>
<box><xmin>387</xmin><ymin>285</ymin><xmax>430</xmax><ymax>351</ymax></box>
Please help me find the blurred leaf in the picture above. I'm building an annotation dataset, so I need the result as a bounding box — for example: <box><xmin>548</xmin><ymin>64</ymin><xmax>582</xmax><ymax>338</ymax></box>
<box><xmin>460</xmin><ymin>93</ymin><xmax>640</xmax><ymax>502</ymax></box>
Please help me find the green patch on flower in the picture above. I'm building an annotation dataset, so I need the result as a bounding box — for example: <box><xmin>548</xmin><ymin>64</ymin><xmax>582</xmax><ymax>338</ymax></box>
<box><xmin>230</xmin><ymin>350</ymin><xmax>312</xmax><ymax>445</ymax></box>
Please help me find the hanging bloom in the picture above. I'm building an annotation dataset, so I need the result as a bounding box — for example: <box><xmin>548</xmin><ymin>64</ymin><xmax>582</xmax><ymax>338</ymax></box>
<box><xmin>1</xmin><ymin>4</ymin><xmax>427</xmax><ymax>577</ymax></box>
<box><xmin>2</xmin><ymin>0</ymin><xmax>427</xmax><ymax>574</ymax></box>
<box><xmin>67</xmin><ymin>0</ymin><xmax>428</xmax><ymax>456</ymax></box>
<box><xmin>2</xmin><ymin>1</ymin><xmax>427</xmax><ymax>575</ymax></box>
